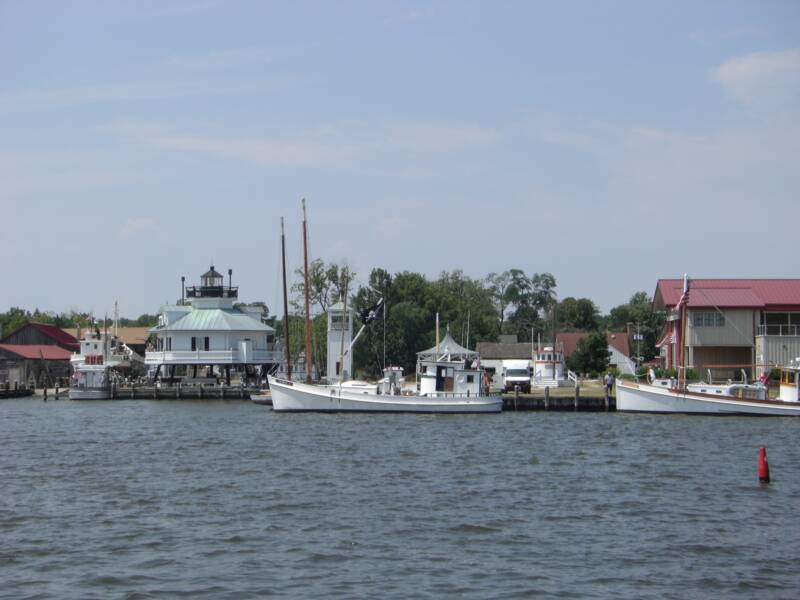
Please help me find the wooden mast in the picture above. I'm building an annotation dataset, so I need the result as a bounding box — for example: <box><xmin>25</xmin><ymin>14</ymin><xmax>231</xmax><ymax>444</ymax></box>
<box><xmin>678</xmin><ymin>274</ymin><xmax>688</xmax><ymax>388</ymax></box>
<box><xmin>281</xmin><ymin>217</ymin><xmax>291</xmax><ymax>380</ymax></box>
<box><xmin>338</xmin><ymin>273</ymin><xmax>349</xmax><ymax>383</ymax></box>
<box><xmin>302</xmin><ymin>199</ymin><xmax>313</xmax><ymax>383</ymax></box>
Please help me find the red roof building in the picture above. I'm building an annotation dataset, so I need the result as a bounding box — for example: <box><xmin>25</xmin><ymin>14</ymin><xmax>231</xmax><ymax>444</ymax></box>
<box><xmin>0</xmin><ymin>322</ymin><xmax>79</xmax><ymax>352</ymax></box>
<box><xmin>652</xmin><ymin>278</ymin><xmax>800</xmax><ymax>379</ymax></box>
<box><xmin>0</xmin><ymin>322</ymin><xmax>77</xmax><ymax>386</ymax></box>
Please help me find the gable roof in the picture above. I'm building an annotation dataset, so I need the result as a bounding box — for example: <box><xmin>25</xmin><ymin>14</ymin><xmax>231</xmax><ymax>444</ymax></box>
<box><xmin>67</xmin><ymin>327</ymin><xmax>153</xmax><ymax>345</ymax></box>
<box><xmin>556</xmin><ymin>332</ymin><xmax>631</xmax><ymax>358</ymax></box>
<box><xmin>474</xmin><ymin>342</ymin><xmax>532</xmax><ymax>360</ymax></box>
<box><xmin>1</xmin><ymin>322</ymin><xmax>78</xmax><ymax>348</ymax></box>
<box><xmin>151</xmin><ymin>308</ymin><xmax>274</xmax><ymax>333</ymax></box>
<box><xmin>655</xmin><ymin>279</ymin><xmax>800</xmax><ymax>310</ymax></box>
<box><xmin>0</xmin><ymin>344</ymin><xmax>72</xmax><ymax>360</ymax></box>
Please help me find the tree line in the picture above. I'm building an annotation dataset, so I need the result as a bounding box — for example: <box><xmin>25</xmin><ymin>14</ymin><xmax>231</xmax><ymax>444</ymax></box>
<box><xmin>0</xmin><ymin>307</ymin><xmax>158</xmax><ymax>338</ymax></box>
<box><xmin>1</xmin><ymin>264</ymin><xmax>664</xmax><ymax>379</ymax></box>
<box><xmin>284</xmin><ymin>262</ymin><xmax>665</xmax><ymax>378</ymax></box>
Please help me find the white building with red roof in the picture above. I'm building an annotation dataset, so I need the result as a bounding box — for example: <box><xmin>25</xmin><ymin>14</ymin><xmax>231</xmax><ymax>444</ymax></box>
<box><xmin>654</xmin><ymin>278</ymin><xmax>800</xmax><ymax>379</ymax></box>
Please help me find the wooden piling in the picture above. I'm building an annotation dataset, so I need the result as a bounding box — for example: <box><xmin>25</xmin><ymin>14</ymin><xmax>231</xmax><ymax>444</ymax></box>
<box><xmin>574</xmin><ymin>385</ymin><xmax>580</xmax><ymax>411</ymax></box>
<box><xmin>514</xmin><ymin>386</ymin><xmax>519</xmax><ymax>411</ymax></box>
<box><xmin>544</xmin><ymin>386</ymin><xmax>550</xmax><ymax>410</ymax></box>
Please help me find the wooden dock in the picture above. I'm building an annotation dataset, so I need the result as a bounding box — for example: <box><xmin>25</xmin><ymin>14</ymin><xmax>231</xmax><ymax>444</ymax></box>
<box><xmin>108</xmin><ymin>384</ymin><xmax>258</xmax><ymax>400</ymax></box>
<box><xmin>502</xmin><ymin>386</ymin><xmax>616</xmax><ymax>411</ymax></box>
<box><xmin>0</xmin><ymin>385</ymin><xmax>34</xmax><ymax>399</ymax></box>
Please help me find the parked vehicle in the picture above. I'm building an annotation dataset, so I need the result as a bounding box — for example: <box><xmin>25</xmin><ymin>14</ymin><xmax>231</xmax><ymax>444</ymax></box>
<box><xmin>502</xmin><ymin>359</ymin><xmax>531</xmax><ymax>393</ymax></box>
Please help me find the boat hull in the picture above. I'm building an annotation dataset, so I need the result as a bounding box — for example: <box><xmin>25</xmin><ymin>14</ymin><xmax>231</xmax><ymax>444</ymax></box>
<box><xmin>617</xmin><ymin>381</ymin><xmax>800</xmax><ymax>416</ymax></box>
<box><xmin>68</xmin><ymin>388</ymin><xmax>112</xmax><ymax>400</ymax></box>
<box><xmin>268</xmin><ymin>377</ymin><xmax>502</xmax><ymax>413</ymax></box>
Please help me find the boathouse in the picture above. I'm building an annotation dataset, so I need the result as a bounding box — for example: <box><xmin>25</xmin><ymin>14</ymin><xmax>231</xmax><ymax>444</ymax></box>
<box><xmin>0</xmin><ymin>322</ymin><xmax>78</xmax><ymax>386</ymax></box>
<box><xmin>654</xmin><ymin>278</ymin><xmax>800</xmax><ymax>380</ymax></box>
<box><xmin>145</xmin><ymin>266</ymin><xmax>280</xmax><ymax>384</ymax></box>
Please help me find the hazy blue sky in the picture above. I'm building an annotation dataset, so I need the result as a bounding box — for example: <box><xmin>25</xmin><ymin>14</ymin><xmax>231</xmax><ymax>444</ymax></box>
<box><xmin>2</xmin><ymin>1</ymin><xmax>798</xmax><ymax>318</ymax></box>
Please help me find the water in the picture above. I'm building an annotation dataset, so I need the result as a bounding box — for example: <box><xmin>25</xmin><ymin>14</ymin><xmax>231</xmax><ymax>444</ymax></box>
<box><xmin>2</xmin><ymin>399</ymin><xmax>799</xmax><ymax>599</ymax></box>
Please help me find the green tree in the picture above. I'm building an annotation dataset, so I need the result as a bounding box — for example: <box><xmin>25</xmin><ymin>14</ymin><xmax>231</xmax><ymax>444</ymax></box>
<box><xmin>292</xmin><ymin>259</ymin><xmax>356</xmax><ymax>314</ymax></box>
<box><xmin>486</xmin><ymin>271</ymin><xmax>512</xmax><ymax>332</ymax></box>
<box><xmin>604</xmin><ymin>291</ymin><xmax>664</xmax><ymax>362</ymax></box>
<box><xmin>566</xmin><ymin>331</ymin><xmax>611</xmax><ymax>375</ymax></box>
<box><xmin>558</xmin><ymin>297</ymin><xmax>600</xmax><ymax>331</ymax></box>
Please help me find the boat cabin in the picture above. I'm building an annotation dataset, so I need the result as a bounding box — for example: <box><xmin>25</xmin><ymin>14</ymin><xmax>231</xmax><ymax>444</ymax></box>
<box><xmin>533</xmin><ymin>345</ymin><xmax>565</xmax><ymax>381</ymax></box>
<box><xmin>778</xmin><ymin>366</ymin><xmax>800</xmax><ymax>403</ymax></box>
<box><xmin>415</xmin><ymin>332</ymin><xmax>485</xmax><ymax>396</ymax></box>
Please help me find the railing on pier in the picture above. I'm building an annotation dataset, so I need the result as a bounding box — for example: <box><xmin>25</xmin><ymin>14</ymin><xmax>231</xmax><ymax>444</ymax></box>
<box><xmin>145</xmin><ymin>349</ymin><xmax>281</xmax><ymax>364</ymax></box>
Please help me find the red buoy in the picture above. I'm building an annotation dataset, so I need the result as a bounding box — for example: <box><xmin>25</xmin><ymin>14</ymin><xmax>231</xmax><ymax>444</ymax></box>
<box><xmin>758</xmin><ymin>447</ymin><xmax>770</xmax><ymax>483</ymax></box>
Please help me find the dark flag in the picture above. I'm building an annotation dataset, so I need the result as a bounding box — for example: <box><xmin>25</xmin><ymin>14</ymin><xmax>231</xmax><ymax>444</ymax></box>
<box><xmin>359</xmin><ymin>298</ymin><xmax>385</xmax><ymax>325</ymax></box>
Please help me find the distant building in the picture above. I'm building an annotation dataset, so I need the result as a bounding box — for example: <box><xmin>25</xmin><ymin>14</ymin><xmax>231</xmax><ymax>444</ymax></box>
<box><xmin>145</xmin><ymin>266</ymin><xmax>280</xmax><ymax>383</ymax></box>
<box><xmin>477</xmin><ymin>331</ymin><xmax>636</xmax><ymax>377</ymax></box>
<box><xmin>1</xmin><ymin>322</ymin><xmax>78</xmax><ymax>352</ymax></box>
<box><xmin>556</xmin><ymin>332</ymin><xmax>636</xmax><ymax>375</ymax></box>
<box><xmin>67</xmin><ymin>326</ymin><xmax>151</xmax><ymax>357</ymax></box>
<box><xmin>655</xmin><ymin>278</ymin><xmax>800</xmax><ymax>379</ymax></box>
<box><xmin>0</xmin><ymin>322</ymin><xmax>77</xmax><ymax>386</ymax></box>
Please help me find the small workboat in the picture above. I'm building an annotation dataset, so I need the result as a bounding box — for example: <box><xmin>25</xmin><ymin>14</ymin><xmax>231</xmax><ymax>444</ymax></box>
<box><xmin>616</xmin><ymin>363</ymin><xmax>800</xmax><ymax>416</ymax></box>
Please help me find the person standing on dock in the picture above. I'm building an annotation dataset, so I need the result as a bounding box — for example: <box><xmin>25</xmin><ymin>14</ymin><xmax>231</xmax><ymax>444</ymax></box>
<box><xmin>604</xmin><ymin>372</ymin><xmax>615</xmax><ymax>394</ymax></box>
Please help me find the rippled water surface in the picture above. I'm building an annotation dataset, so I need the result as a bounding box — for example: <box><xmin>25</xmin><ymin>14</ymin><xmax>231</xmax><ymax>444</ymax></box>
<box><xmin>2</xmin><ymin>398</ymin><xmax>799</xmax><ymax>599</ymax></box>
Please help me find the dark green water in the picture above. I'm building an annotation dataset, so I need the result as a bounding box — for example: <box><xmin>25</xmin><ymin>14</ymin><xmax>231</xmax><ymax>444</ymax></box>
<box><xmin>2</xmin><ymin>399</ymin><xmax>799</xmax><ymax>599</ymax></box>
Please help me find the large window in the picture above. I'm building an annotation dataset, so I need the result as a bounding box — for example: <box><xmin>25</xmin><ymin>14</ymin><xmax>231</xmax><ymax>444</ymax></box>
<box><xmin>692</xmin><ymin>312</ymin><xmax>725</xmax><ymax>327</ymax></box>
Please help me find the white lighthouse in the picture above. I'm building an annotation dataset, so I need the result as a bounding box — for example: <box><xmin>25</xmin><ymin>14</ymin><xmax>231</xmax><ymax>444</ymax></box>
<box><xmin>327</xmin><ymin>300</ymin><xmax>353</xmax><ymax>382</ymax></box>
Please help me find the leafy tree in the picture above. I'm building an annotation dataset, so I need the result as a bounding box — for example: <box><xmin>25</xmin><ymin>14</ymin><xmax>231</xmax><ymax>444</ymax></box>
<box><xmin>558</xmin><ymin>297</ymin><xmax>600</xmax><ymax>331</ymax></box>
<box><xmin>604</xmin><ymin>291</ymin><xmax>664</xmax><ymax>362</ymax></box>
<box><xmin>485</xmin><ymin>271</ymin><xmax>512</xmax><ymax>332</ymax></box>
<box><xmin>292</xmin><ymin>259</ymin><xmax>355</xmax><ymax>314</ymax></box>
<box><xmin>566</xmin><ymin>331</ymin><xmax>611</xmax><ymax>375</ymax></box>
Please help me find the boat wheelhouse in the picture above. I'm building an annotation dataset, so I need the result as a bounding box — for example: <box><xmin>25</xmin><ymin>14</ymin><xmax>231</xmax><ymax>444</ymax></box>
<box><xmin>415</xmin><ymin>332</ymin><xmax>483</xmax><ymax>396</ymax></box>
<box><xmin>145</xmin><ymin>266</ymin><xmax>280</xmax><ymax>384</ymax></box>
<box><xmin>532</xmin><ymin>344</ymin><xmax>567</xmax><ymax>388</ymax></box>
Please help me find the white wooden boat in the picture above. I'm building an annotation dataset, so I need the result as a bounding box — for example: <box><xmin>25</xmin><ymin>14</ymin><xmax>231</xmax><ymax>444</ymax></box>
<box><xmin>616</xmin><ymin>363</ymin><xmax>800</xmax><ymax>416</ymax></box>
<box><xmin>268</xmin><ymin>374</ymin><xmax>502</xmax><ymax>413</ymax></box>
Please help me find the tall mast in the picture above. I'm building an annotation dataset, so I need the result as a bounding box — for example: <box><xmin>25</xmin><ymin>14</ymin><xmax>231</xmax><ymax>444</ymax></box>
<box><xmin>302</xmin><ymin>198</ymin><xmax>313</xmax><ymax>383</ymax></box>
<box><xmin>338</xmin><ymin>273</ymin><xmax>349</xmax><ymax>384</ymax></box>
<box><xmin>281</xmin><ymin>217</ymin><xmax>291</xmax><ymax>379</ymax></box>
<box><xmin>679</xmin><ymin>274</ymin><xmax>688</xmax><ymax>387</ymax></box>
<box><xmin>435</xmin><ymin>312</ymin><xmax>440</xmax><ymax>359</ymax></box>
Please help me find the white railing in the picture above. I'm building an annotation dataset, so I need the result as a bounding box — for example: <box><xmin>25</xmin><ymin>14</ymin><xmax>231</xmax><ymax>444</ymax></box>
<box><xmin>757</xmin><ymin>324</ymin><xmax>800</xmax><ymax>337</ymax></box>
<box><xmin>145</xmin><ymin>349</ymin><xmax>281</xmax><ymax>364</ymax></box>
<box><xmin>567</xmin><ymin>370</ymin><xmax>578</xmax><ymax>386</ymax></box>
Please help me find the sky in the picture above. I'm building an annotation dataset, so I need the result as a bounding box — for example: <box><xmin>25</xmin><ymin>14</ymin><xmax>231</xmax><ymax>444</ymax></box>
<box><xmin>2</xmin><ymin>0</ymin><xmax>799</xmax><ymax>319</ymax></box>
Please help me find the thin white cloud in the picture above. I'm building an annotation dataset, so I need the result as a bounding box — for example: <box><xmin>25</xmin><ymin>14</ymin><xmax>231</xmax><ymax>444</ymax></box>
<box><xmin>161</xmin><ymin>47</ymin><xmax>274</xmax><ymax>72</ymax></box>
<box><xmin>0</xmin><ymin>79</ymin><xmax>272</xmax><ymax>112</ymax></box>
<box><xmin>384</xmin><ymin>7</ymin><xmax>434</xmax><ymax>26</ymax></box>
<box><xmin>104</xmin><ymin>120</ymin><xmax>369</xmax><ymax>169</ymax></box>
<box><xmin>120</xmin><ymin>217</ymin><xmax>162</xmax><ymax>241</ymax></box>
<box><xmin>711</xmin><ymin>48</ymin><xmax>800</xmax><ymax>106</ymax></box>
<box><xmin>104</xmin><ymin>119</ymin><xmax>502</xmax><ymax>170</ymax></box>
<box><xmin>387</xmin><ymin>122</ymin><xmax>500</xmax><ymax>152</ymax></box>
